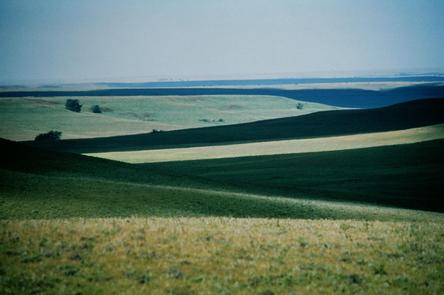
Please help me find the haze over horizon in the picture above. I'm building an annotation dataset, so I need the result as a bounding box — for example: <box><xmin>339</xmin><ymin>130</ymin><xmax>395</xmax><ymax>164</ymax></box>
<box><xmin>1</xmin><ymin>0</ymin><xmax>444</xmax><ymax>84</ymax></box>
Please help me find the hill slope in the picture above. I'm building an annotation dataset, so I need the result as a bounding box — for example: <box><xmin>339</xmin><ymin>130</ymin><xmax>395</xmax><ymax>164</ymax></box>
<box><xmin>142</xmin><ymin>138</ymin><xmax>444</xmax><ymax>212</ymax></box>
<box><xmin>0</xmin><ymin>95</ymin><xmax>336</xmax><ymax>141</ymax></box>
<box><xmin>30</xmin><ymin>98</ymin><xmax>444</xmax><ymax>153</ymax></box>
<box><xmin>2</xmin><ymin>138</ymin><xmax>444</xmax><ymax>216</ymax></box>
<box><xmin>87</xmin><ymin>124</ymin><xmax>444</xmax><ymax>163</ymax></box>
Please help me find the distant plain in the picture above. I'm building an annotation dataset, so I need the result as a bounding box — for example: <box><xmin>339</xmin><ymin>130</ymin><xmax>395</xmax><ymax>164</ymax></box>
<box><xmin>0</xmin><ymin>95</ymin><xmax>337</xmax><ymax>140</ymax></box>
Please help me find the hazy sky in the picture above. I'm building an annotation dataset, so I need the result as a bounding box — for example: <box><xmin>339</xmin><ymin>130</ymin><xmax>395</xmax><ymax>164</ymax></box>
<box><xmin>1</xmin><ymin>0</ymin><xmax>444</xmax><ymax>83</ymax></box>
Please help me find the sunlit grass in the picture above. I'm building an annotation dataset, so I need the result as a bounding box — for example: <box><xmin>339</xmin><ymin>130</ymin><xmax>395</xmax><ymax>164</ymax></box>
<box><xmin>1</xmin><ymin>217</ymin><xmax>443</xmax><ymax>294</ymax></box>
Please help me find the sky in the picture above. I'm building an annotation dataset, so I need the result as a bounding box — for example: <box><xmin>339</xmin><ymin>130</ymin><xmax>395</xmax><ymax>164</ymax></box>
<box><xmin>1</xmin><ymin>0</ymin><xmax>444</xmax><ymax>84</ymax></box>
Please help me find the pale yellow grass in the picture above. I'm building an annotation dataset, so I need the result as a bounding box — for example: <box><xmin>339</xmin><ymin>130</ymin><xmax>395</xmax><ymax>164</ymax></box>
<box><xmin>86</xmin><ymin>123</ymin><xmax>444</xmax><ymax>163</ymax></box>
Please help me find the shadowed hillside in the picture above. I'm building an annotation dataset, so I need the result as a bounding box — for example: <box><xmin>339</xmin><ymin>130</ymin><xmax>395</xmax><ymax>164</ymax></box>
<box><xmin>5</xmin><ymin>138</ymin><xmax>443</xmax><ymax>219</ymax></box>
<box><xmin>2</xmin><ymin>137</ymin><xmax>444</xmax><ymax>214</ymax></box>
<box><xmin>144</xmin><ymin>139</ymin><xmax>444</xmax><ymax>212</ymax></box>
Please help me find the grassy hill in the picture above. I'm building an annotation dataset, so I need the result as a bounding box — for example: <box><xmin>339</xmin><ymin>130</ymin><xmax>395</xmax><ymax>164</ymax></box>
<box><xmin>2</xmin><ymin>140</ymin><xmax>444</xmax><ymax>294</ymax></box>
<box><xmin>2</xmin><ymin>83</ymin><xmax>444</xmax><ymax>108</ymax></box>
<box><xmin>30</xmin><ymin>98</ymin><xmax>444</xmax><ymax>153</ymax></box>
<box><xmin>87</xmin><ymin>124</ymin><xmax>444</xmax><ymax>163</ymax></box>
<box><xmin>1</xmin><ymin>137</ymin><xmax>444</xmax><ymax>217</ymax></box>
<box><xmin>143</xmin><ymin>138</ymin><xmax>444</xmax><ymax>212</ymax></box>
<box><xmin>0</xmin><ymin>95</ymin><xmax>334</xmax><ymax>141</ymax></box>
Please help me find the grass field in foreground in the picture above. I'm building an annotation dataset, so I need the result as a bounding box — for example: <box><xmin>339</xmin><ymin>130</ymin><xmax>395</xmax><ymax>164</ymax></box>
<box><xmin>87</xmin><ymin>123</ymin><xmax>444</xmax><ymax>163</ymax></box>
<box><xmin>0</xmin><ymin>95</ymin><xmax>334</xmax><ymax>141</ymax></box>
<box><xmin>1</xmin><ymin>218</ymin><xmax>444</xmax><ymax>294</ymax></box>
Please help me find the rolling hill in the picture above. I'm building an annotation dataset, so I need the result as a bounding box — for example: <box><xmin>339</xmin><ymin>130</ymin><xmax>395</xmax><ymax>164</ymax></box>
<box><xmin>87</xmin><ymin>124</ymin><xmax>444</xmax><ymax>163</ymax></box>
<box><xmin>29</xmin><ymin>98</ymin><xmax>444</xmax><ymax>153</ymax></box>
<box><xmin>1</xmin><ymin>137</ymin><xmax>444</xmax><ymax>216</ymax></box>
<box><xmin>0</xmin><ymin>95</ymin><xmax>336</xmax><ymax>141</ymax></box>
<box><xmin>2</xmin><ymin>135</ymin><xmax>443</xmax><ymax>294</ymax></box>
<box><xmin>141</xmin><ymin>138</ymin><xmax>444</xmax><ymax>212</ymax></box>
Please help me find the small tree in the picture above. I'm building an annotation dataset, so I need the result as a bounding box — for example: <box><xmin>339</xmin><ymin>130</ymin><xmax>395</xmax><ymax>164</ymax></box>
<box><xmin>91</xmin><ymin>104</ymin><xmax>102</xmax><ymax>113</ymax></box>
<box><xmin>34</xmin><ymin>130</ymin><xmax>62</xmax><ymax>142</ymax></box>
<box><xmin>296</xmin><ymin>103</ymin><xmax>304</xmax><ymax>110</ymax></box>
<box><xmin>65</xmin><ymin>99</ymin><xmax>82</xmax><ymax>112</ymax></box>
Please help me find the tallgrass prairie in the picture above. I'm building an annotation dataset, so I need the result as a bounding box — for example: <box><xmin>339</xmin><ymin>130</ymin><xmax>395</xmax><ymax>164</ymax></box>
<box><xmin>1</xmin><ymin>217</ymin><xmax>443</xmax><ymax>294</ymax></box>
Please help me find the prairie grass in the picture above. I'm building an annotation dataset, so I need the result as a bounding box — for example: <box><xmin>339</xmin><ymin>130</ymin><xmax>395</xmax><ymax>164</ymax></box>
<box><xmin>1</xmin><ymin>217</ymin><xmax>443</xmax><ymax>294</ymax></box>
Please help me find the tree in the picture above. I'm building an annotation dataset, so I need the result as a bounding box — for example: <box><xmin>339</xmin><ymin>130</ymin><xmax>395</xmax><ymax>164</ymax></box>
<box><xmin>91</xmin><ymin>104</ymin><xmax>102</xmax><ymax>113</ymax></box>
<box><xmin>296</xmin><ymin>103</ymin><xmax>304</xmax><ymax>110</ymax></box>
<box><xmin>34</xmin><ymin>130</ymin><xmax>62</xmax><ymax>142</ymax></box>
<box><xmin>65</xmin><ymin>99</ymin><xmax>82</xmax><ymax>112</ymax></box>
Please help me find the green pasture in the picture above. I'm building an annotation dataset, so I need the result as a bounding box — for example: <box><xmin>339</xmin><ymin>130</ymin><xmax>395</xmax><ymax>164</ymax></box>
<box><xmin>0</xmin><ymin>95</ymin><xmax>336</xmax><ymax>140</ymax></box>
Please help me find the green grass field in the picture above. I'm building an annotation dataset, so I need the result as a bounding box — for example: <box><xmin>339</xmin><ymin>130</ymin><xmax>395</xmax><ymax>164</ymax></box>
<box><xmin>0</xmin><ymin>95</ymin><xmax>336</xmax><ymax>140</ymax></box>
<box><xmin>2</xmin><ymin>218</ymin><xmax>443</xmax><ymax>294</ymax></box>
<box><xmin>2</xmin><ymin>138</ymin><xmax>443</xmax><ymax>218</ymax></box>
<box><xmin>5</xmin><ymin>168</ymin><xmax>443</xmax><ymax>221</ymax></box>
<box><xmin>2</xmin><ymin>139</ymin><xmax>444</xmax><ymax>293</ymax></box>
<box><xmin>2</xmin><ymin>137</ymin><xmax>444</xmax><ymax>213</ymax></box>
<box><xmin>2</xmin><ymin>98</ymin><xmax>444</xmax><ymax>294</ymax></box>
<box><xmin>143</xmin><ymin>139</ymin><xmax>444</xmax><ymax>212</ymax></box>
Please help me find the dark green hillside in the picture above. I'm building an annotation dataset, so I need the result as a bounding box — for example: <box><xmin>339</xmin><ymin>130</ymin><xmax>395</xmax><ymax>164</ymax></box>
<box><xmin>0</xmin><ymin>139</ymin><xmax>311</xmax><ymax>219</ymax></box>
<box><xmin>1</xmin><ymin>138</ymin><xmax>444</xmax><ymax>219</ymax></box>
<box><xmin>30</xmin><ymin>98</ymin><xmax>444</xmax><ymax>153</ymax></box>
<box><xmin>1</xmin><ymin>170</ymin><xmax>316</xmax><ymax>219</ymax></box>
<box><xmin>0</xmin><ymin>138</ymin><xmax>211</xmax><ymax>189</ymax></box>
<box><xmin>144</xmin><ymin>139</ymin><xmax>444</xmax><ymax>212</ymax></box>
<box><xmin>3</xmin><ymin>138</ymin><xmax>432</xmax><ymax>220</ymax></box>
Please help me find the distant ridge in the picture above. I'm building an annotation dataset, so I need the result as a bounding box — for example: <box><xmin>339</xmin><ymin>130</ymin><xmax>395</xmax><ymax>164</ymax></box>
<box><xmin>2</xmin><ymin>83</ymin><xmax>444</xmax><ymax>108</ymax></box>
<box><xmin>28</xmin><ymin>98</ymin><xmax>444</xmax><ymax>153</ymax></box>
<box><xmin>3</xmin><ymin>75</ymin><xmax>444</xmax><ymax>89</ymax></box>
<box><xmin>96</xmin><ymin>75</ymin><xmax>444</xmax><ymax>88</ymax></box>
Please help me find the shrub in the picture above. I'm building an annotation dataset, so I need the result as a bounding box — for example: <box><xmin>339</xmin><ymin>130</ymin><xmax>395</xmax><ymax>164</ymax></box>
<box><xmin>91</xmin><ymin>105</ymin><xmax>102</xmax><ymax>113</ymax></box>
<box><xmin>34</xmin><ymin>130</ymin><xmax>62</xmax><ymax>142</ymax></box>
<box><xmin>296</xmin><ymin>103</ymin><xmax>304</xmax><ymax>110</ymax></box>
<box><xmin>65</xmin><ymin>99</ymin><xmax>82</xmax><ymax>112</ymax></box>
